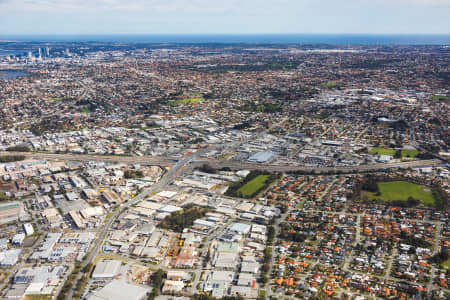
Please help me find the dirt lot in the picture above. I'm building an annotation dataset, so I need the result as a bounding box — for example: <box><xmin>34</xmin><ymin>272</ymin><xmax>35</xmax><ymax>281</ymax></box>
<box><xmin>127</xmin><ymin>264</ymin><xmax>152</xmax><ymax>285</ymax></box>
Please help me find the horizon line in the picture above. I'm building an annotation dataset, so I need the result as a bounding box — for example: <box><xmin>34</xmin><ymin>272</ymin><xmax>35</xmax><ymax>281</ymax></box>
<box><xmin>1</xmin><ymin>33</ymin><xmax>450</xmax><ymax>36</ymax></box>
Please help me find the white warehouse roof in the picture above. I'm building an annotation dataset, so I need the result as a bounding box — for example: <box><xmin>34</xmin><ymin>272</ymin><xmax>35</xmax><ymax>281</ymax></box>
<box><xmin>92</xmin><ymin>260</ymin><xmax>121</xmax><ymax>280</ymax></box>
<box><xmin>88</xmin><ymin>280</ymin><xmax>148</xmax><ymax>300</ymax></box>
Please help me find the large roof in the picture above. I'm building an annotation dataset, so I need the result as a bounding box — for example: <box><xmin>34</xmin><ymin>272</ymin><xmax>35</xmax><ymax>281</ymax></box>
<box><xmin>92</xmin><ymin>260</ymin><xmax>121</xmax><ymax>279</ymax></box>
<box><xmin>88</xmin><ymin>280</ymin><xmax>148</xmax><ymax>300</ymax></box>
<box><xmin>248</xmin><ymin>151</ymin><xmax>275</xmax><ymax>163</ymax></box>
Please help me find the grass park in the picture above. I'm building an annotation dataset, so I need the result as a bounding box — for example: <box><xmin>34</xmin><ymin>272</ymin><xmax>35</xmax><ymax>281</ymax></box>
<box><xmin>48</xmin><ymin>97</ymin><xmax>63</xmax><ymax>102</ymax></box>
<box><xmin>226</xmin><ymin>171</ymin><xmax>280</xmax><ymax>199</ymax></box>
<box><xmin>236</xmin><ymin>175</ymin><xmax>271</xmax><ymax>198</ymax></box>
<box><xmin>80</xmin><ymin>107</ymin><xmax>92</xmax><ymax>113</ymax></box>
<box><xmin>363</xmin><ymin>181</ymin><xmax>438</xmax><ymax>207</ymax></box>
<box><xmin>401</xmin><ymin>149</ymin><xmax>420</xmax><ymax>158</ymax></box>
<box><xmin>320</xmin><ymin>81</ymin><xmax>342</xmax><ymax>88</ymax></box>
<box><xmin>369</xmin><ymin>147</ymin><xmax>397</xmax><ymax>156</ymax></box>
<box><xmin>368</xmin><ymin>147</ymin><xmax>420</xmax><ymax>158</ymax></box>
<box><xmin>430</xmin><ymin>95</ymin><xmax>450</xmax><ymax>101</ymax></box>
<box><xmin>168</xmin><ymin>97</ymin><xmax>204</xmax><ymax>105</ymax></box>
<box><xmin>441</xmin><ymin>259</ymin><xmax>450</xmax><ymax>270</ymax></box>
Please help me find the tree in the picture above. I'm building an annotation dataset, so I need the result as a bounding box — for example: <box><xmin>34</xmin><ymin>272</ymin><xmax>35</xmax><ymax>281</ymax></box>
<box><xmin>203</xmin><ymin>248</ymin><xmax>211</xmax><ymax>267</ymax></box>
<box><xmin>197</xmin><ymin>164</ymin><xmax>217</xmax><ymax>174</ymax></box>
<box><xmin>192</xmin><ymin>294</ymin><xmax>215</xmax><ymax>300</ymax></box>
<box><xmin>261</xmin><ymin>274</ymin><xmax>268</xmax><ymax>284</ymax></box>
<box><xmin>267</xmin><ymin>226</ymin><xmax>275</xmax><ymax>244</ymax></box>
<box><xmin>0</xmin><ymin>192</ymin><xmax>9</xmax><ymax>202</ymax></box>
<box><xmin>124</xmin><ymin>170</ymin><xmax>144</xmax><ymax>179</ymax></box>
<box><xmin>430</xmin><ymin>251</ymin><xmax>449</xmax><ymax>264</ymax></box>
<box><xmin>148</xmin><ymin>269</ymin><xmax>166</xmax><ymax>300</ymax></box>
<box><xmin>0</xmin><ymin>155</ymin><xmax>25</xmax><ymax>163</ymax></box>
<box><xmin>159</xmin><ymin>205</ymin><xmax>209</xmax><ymax>233</ymax></box>
<box><xmin>6</xmin><ymin>145</ymin><xmax>30</xmax><ymax>152</ymax></box>
<box><xmin>362</xmin><ymin>175</ymin><xmax>379</xmax><ymax>193</ymax></box>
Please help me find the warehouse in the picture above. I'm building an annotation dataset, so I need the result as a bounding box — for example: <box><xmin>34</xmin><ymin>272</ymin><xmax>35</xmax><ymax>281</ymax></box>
<box><xmin>0</xmin><ymin>249</ymin><xmax>21</xmax><ymax>267</ymax></box>
<box><xmin>92</xmin><ymin>260</ymin><xmax>121</xmax><ymax>280</ymax></box>
<box><xmin>12</xmin><ymin>233</ymin><xmax>25</xmax><ymax>245</ymax></box>
<box><xmin>229</xmin><ymin>222</ymin><xmax>251</xmax><ymax>235</ymax></box>
<box><xmin>23</xmin><ymin>223</ymin><xmax>34</xmax><ymax>236</ymax></box>
<box><xmin>88</xmin><ymin>280</ymin><xmax>148</xmax><ymax>300</ymax></box>
<box><xmin>0</xmin><ymin>202</ymin><xmax>22</xmax><ymax>225</ymax></box>
<box><xmin>247</xmin><ymin>151</ymin><xmax>275</xmax><ymax>163</ymax></box>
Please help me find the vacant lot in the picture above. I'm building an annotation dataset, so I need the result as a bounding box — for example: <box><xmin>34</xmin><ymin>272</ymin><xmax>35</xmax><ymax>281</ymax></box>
<box><xmin>364</xmin><ymin>181</ymin><xmax>437</xmax><ymax>207</ymax></box>
<box><xmin>237</xmin><ymin>175</ymin><xmax>270</xmax><ymax>198</ymax></box>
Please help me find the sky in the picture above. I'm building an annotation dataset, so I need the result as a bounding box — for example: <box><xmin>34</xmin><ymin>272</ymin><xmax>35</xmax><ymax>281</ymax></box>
<box><xmin>0</xmin><ymin>0</ymin><xmax>449</xmax><ymax>35</ymax></box>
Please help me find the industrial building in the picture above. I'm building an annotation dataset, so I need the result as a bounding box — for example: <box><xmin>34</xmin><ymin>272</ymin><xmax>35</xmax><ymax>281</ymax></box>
<box><xmin>24</xmin><ymin>223</ymin><xmax>34</xmax><ymax>236</ymax></box>
<box><xmin>92</xmin><ymin>260</ymin><xmax>121</xmax><ymax>280</ymax></box>
<box><xmin>0</xmin><ymin>202</ymin><xmax>22</xmax><ymax>225</ymax></box>
<box><xmin>247</xmin><ymin>151</ymin><xmax>275</xmax><ymax>163</ymax></box>
<box><xmin>0</xmin><ymin>249</ymin><xmax>21</xmax><ymax>267</ymax></box>
<box><xmin>88</xmin><ymin>280</ymin><xmax>148</xmax><ymax>300</ymax></box>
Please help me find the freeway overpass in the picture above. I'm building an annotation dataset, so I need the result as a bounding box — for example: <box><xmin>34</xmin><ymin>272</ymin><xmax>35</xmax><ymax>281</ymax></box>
<box><xmin>199</xmin><ymin>158</ymin><xmax>443</xmax><ymax>173</ymax></box>
<box><xmin>0</xmin><ymin>151</ymin><xmax>443</xmax><ymax>174</ymax></box>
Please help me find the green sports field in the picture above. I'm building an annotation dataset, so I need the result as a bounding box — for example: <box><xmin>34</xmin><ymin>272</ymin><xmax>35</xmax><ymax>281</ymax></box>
<box><xmin>369</xmin><ymin>148</ymin><xmax>420</xmax><ymax>158</ymax></box>
<box><xmin>48</xmin><ymin>97</ymin><xmax>63</xmax><ymax>101</ymax></box>
<box><xmin>441</xmin><ymin>259</ymin><xmax>450</xmax><ymax>270</ymax></box>
<box><xmin>80</xmin><ymin>107</ymin><xmax>91</xmax><ymax>113</ymax></box>
<box><xmin>364</xmin><ymin>181</ymin><xmax>437</xmax><ymax>207</ymax></box>
<box><xmin>430</xmin><ymin>95</ymin><xmax>450</xmax><ymax>101</ymax></box>
<box><xmin>168</xmin><ymin>97</ymin><xmax>204</xmax><ymax>105</ymax></box>
<box><xmin>401</xmin><ymin>149</ymin><xmax>420</xmax><ymax>158</ymax></box>
<box><xmin>237</xmin><ymin>175</ymin><xmax>270</xmax><ymax>197</ymax></box>
<box><xmin>368</xmin><ymin>147</ymin><xmax>397</xmax><ymax>156</ymax></box>
<box><xmin>321</xmin><ymin>81</ymin><xmax>342</xmax><ymax>88</ymax></box>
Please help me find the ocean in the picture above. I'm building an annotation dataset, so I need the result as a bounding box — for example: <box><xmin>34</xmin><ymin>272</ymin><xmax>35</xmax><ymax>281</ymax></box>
<box><xmin>0</xmin><ymin>70</ymin><xmax>30</xmax><ymax>79</ymax></box>
<box><xmin>1</xmin><ymin>34</ymin><xmax>449</xmax><ymax>45</ymax></box>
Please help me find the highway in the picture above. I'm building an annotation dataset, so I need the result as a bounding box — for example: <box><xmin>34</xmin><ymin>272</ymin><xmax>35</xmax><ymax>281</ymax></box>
<box><xmin>0</xmin><ymin>151</ymin><xmax>443</xmax><ymax>174</ymax></box>
<box><xmin>200</xmin><ymin>158</ymin><xmax>443</xmax><ymax>173</ymax></box>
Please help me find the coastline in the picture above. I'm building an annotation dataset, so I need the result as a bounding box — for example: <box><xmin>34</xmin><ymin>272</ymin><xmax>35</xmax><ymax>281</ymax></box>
<box><xmin>0</xmin><ymin>34</ymin><xmax>449</xmax><ymax>45</ymax></box>
<box><xmin>0</xmin><ymin>70</ymin><xmax>30</xmax><ymax>79</ymax></box>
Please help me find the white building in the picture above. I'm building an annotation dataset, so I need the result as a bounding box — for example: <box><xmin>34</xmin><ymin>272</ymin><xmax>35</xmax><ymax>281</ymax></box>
<box><xmin>0</xmin><ymin>249</ymin><xmax>21</xmax><ymax>267</ymax></box>
<box><xmin>24</xmin><ymin>223</ymin><xmax>34</xmax><ymax>236</ymax></box>
<box><xmin>92</xmin><ymin>260</ymin><xmax>121</xmax><ymax>280</ymax></box>
<box><xmin>12</xmin><ymin>233</ymin><xmax>26</xmax><ymax>245</ymax></box>
<box><xmin>88</xmin><ymin>280</ymin><xmax>148</xmax><ymax>300</ymax></box>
